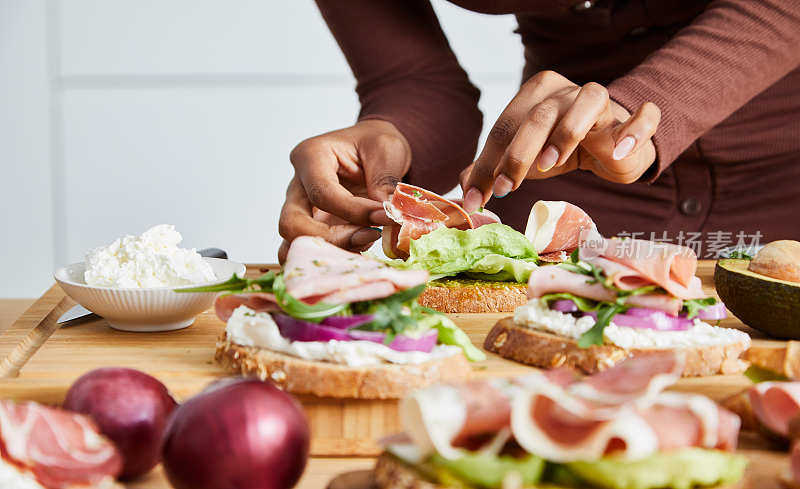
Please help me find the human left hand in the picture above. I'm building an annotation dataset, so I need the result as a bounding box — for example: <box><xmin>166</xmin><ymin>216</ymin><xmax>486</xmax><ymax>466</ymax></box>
<box><xmin>460</xmin><ymin>70</ymin><xmax>661</xmax><ymax>212</ymax></box>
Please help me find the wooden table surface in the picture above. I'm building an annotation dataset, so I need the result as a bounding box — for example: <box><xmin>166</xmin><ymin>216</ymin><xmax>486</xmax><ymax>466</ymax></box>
<box><xmin>0</xmin><ymin>261</ymin><xmax>791</xmax><ymax>488</ymax></box>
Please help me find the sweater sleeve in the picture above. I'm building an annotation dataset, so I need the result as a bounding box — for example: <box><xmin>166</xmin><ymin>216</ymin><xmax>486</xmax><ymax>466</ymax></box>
<box><xmin>608</xmin><ymin>0</ymin><xmax>800</xmax><ymax>180</ymax></box>
<box><xmin>315</xmin><ymin>0</ymin><xmax>482</xmax><ymax>194</ymax></box>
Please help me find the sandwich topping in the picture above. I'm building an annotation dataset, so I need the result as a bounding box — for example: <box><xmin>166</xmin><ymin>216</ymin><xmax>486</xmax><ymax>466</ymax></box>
<box><xmin>385</xmin><ymin>353</ymin><xmax>747</xmax><ymax>489</ymax></box>
<box><xmin>514</xmin><ymin>239</ymin><xmax>750</xmax><ymax>349</ymax></box>
<box><xmin>185</xmin><ymin>236</ymin><xmax>484</xmax><ymax>365</ymax></box>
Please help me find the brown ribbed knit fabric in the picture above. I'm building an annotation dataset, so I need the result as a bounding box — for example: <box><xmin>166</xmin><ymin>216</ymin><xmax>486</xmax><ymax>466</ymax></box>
<box><xmin>315</xmin><ymin>0</ymin><xmax>800</xmax><ymax>250</ymax></box>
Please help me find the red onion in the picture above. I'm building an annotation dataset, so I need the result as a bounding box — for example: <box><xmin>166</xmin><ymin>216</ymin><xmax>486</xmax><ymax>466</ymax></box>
<box><xmin>549</xmin><ymin>299</ymin><xmax>579</xmax><ymax>313</ymax></box>
<box><xmin>347</xmin><ymin>328</ymin><xmax>439</xmax><ymax>352</ymax></box>
<box><xmin>272</xmin><ymin>313</ymin><xmax>351</xmax><ymax>342</ymax></box>
<box><xmin>694</xmin><ymin>302</ymin><xmax>728</xmax><ymax>320</ymax></box>
<box><xmin>320</xmin><ymin>314</ymin><xmax>374</xmax><ymax>329</ymax></box>
<box><xmin>583</xmin><ymin>309</ymin><xmax>693</xmax><ymax>331</ymax></box>
<box><xmin>162</xmin><ymin>377</ymin><xmax>309</xmax><ymax>489</ymax></box>
<box><xmin>63</xmin><ymin>367</ymin><xmax>177</xmax><ymax>480</ymax></box>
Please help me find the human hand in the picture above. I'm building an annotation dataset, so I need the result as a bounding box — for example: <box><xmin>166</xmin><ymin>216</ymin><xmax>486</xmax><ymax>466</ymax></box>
<box><xmin>278</xmin><ymin>120</ymin><xmax>411</xmax><ymax>262</ymax></box>
<box><xmin>460</xmin><ymin>71</ymin><xmax>660</xmax><ymax>212</ymax></box>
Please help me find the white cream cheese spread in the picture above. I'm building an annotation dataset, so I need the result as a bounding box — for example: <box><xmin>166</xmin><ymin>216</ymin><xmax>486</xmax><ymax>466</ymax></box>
<box><xmin>514</xmin><ymin>299</ymin><xmax>750</xmax><ymax>349</ymax></box>
<box><xmin>84</xmin><ymin>224</ymin><xmax>215</xmax><ymax>288</ymax></box>
<box><xmin>226</xmin><ymin>306</ymin><xmax>460</xmax><ymax>367</ymax></box>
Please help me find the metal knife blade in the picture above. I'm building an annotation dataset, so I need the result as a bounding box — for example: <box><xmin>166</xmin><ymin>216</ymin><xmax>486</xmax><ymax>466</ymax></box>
<box><xmin>56</xmin><ymin>247</ymin><xmax>228</xmax><ymax>325</ymax></box>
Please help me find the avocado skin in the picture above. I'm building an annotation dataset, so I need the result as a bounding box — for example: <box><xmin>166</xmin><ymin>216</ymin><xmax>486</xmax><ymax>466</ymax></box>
<box><xmin>566</xmin><ymin>448</ymin><xmax>747</xmax><ymax>489</ymax></box>
<box><xmin>715</xmin><ymin>258</ymin><xmax>800</xmax><ymax>339</ymax></box>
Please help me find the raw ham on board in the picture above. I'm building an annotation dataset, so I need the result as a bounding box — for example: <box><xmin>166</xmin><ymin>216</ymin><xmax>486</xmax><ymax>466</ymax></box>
<box><xmin>748</xmin><ymin>381</ymin><xmax>800</xmax><ymax>437</ymax></box>
<box><xmin>283</xmin><ymin>236</ymin><xmax>428</xmax><ymax>304</ymax></box>
<box><xmin>396</xmin><ymin>352</ymin><xmax>739</xmax><ymax>463</ymax></box>
<box><xmin>0</xmin><ymin>400</ymin><xmax>122</xmax><ymax>489</ymax></box>
<box><xmin>524</xmin><ymin>201</ymin><xmax>600</xmax><ymax>255</ymax></box>
<box><xmin>382</xmin><ymin>184</ymin><xmax>502</xmax><ymax>258</ymax></box>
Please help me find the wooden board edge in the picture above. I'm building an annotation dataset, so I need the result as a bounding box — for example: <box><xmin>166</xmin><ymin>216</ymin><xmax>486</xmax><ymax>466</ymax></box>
<box><xmin>0</xmin><ymin>284</ymin><xmax>72</xmax><ymax>378</ymax></box>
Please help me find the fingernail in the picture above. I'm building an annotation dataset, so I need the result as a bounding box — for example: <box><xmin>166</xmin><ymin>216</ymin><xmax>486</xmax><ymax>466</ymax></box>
<box><xmin>493</xmin><ymin>174</ymin><xmax>514</xmax><ymax>198</ymax></box>
<box><xmin>463</xmin><ymin>187</ymin><xmax>482</xmax><ymax>213</ymax></box>
<box><xmin>536</xmin><ymin>145</ymin><xmax>559</xmax><ymax>172</ymax></box>
<box><xmin>613</xmin><ymin>136</ymin><xmax>636</xmax><ymax>160</ymax></box>
<box><xmin>351</xmin><ymin>227</ymin><xmax>381</xmax><ymax>247</ymax></box>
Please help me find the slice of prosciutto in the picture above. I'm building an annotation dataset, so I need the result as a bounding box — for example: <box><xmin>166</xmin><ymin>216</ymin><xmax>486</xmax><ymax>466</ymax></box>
<box><xmin>0</xmin><ymin>400</ymin><xmax>122</xmax><ymax>489</ymax></box>
<box><xmin>283</xmin><ymin>236</ymin><xmax>428</xmax><ymax>304</ymax></box>
<box><xmin>382</xmin><ymin>184</ymin><xmax>481</xmax><ymax>258</ymax></box>
<box><xmin>748</xmin><ymin>381</ymin><xmax>800</xmax><ymax>437</ymax></box>
<box><xmin>524</xmin><ymin>201</ymin><xmax>601</xmax><ymax>255</ymax></box>
<box><xmin>398</xmin><ymin>353</ymin><xmax>739</xmax><ymax>463</ymax></box>
<box><xmin>526</xmin><ymin>264</ymin><xmax>683</xmax><ymax>316</ymax></box>
<box><xmin>596</xmin><ymin>238</ymin><xmax>705</xmax><ymax>300</ymax></box>
<box><xmin>214</xmin><ymin>292</ymin><xmax>279</xmax><ymax>322</ymax></box>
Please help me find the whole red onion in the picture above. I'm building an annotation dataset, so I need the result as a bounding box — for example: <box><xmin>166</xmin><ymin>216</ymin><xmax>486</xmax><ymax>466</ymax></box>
<box><xmin>162</xmin><ymin>377</ymin><xmax>310</xmax><ymax>489</ymax></box>
<box><xmin>63</xmin><ymin>367</ymin><xmax>178</xmax><ymax>479</ymax></box>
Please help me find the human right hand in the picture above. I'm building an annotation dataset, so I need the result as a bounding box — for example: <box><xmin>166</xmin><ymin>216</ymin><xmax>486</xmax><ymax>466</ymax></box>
<box><xmin>278</xmin><ymin>119</ymin><xmax>411</xmax><ymax>263</ymax></box>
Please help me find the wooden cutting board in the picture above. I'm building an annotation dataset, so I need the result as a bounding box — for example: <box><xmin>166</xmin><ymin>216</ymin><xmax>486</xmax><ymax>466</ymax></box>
<box><xmin>0</xmin><ymin>262</ymin><xmax>786</xmax><ymax>460</ymax></box>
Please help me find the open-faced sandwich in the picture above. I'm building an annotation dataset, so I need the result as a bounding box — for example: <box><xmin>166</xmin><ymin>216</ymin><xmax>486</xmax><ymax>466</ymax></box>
<box><xmin>485</xmin><ymin>230</ymin><xmax>751</xmax><ymax>376</ymax></box>
<box><xmin>186</xmin><ymin>236</ymin><xmax>484</xmax><ymax>399</ymax></box>
<box><xmin>381</xmin><ymin>184</ymin><xmax>594</xmax><ymax>313</ymax></box>
<box><xmin>0</xmin><ymin>400</ymin><xmax>122</xmax><ymax>489</ymax></box>
<box><xmin>373</xmin><ymin>352</ymin><xmax>746</xmax><ymax>489</ymax></box>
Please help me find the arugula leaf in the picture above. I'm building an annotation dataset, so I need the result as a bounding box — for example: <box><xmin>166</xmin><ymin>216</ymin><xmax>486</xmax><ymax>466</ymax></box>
<box><xmin>728</xmin><ymin>250</ymin><xmax>753</xmax><ymax>259</ymax></box>
<box><xmin>540</xmin><ymin>293</ymin><xmax>599</xmax><ymax>312</ymax></box>
<box><xmin>744</xmin><ymin>365</ymin><xmax>788</xmax><ymax>383</ymax></box>
<box><xmin>271</xmin><ymin>274</ymin><xmax>347</xmax><ymax>322</ymax></box>
<box><xmin>682</xmin><ymin>297</ymin><xmax>717</xmax><ymax>319</ymax></box>
<box><xmin>175</xmin><ymin>271</ymin><xmax>276</xmax><ymax>293</ymax></box>
<box><xmin>578</xmin><ymin>302</ymin><xmax>626</xmax><ymax>348</ymax></box>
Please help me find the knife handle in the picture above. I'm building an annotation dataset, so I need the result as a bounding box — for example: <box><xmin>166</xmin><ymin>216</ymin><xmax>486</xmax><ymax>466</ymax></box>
<box><xmin>199</xmin><ymin>248</ymin><xmax>227</xmax><ymax>259</ymax></box>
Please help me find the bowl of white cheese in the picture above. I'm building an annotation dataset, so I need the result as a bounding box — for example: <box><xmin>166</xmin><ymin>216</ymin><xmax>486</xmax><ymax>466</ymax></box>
<box><xmin>54</xmin><ymin>225</ymin><xmax>245</xmax><ymax>332</ymax></box>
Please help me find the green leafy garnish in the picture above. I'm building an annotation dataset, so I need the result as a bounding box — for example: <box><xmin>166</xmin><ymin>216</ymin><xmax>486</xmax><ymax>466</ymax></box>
<box><xmin>578</xmin><ymin>302</ymin><xmax>627</xmax><ymax>348</ymax></box>
<box><xmin>540</xmin><ymin>293</ymin><xmax>600</xmax><ymax>312</ymax></box>
<box><xmin>728</xmin><ymin>250</ymin><xmax>753</xmax><ymax>259</ymax></box>
<box><xmin>175</xmin><ymin>271</ymin><xmax>276</xmax><ymax>293</ymax></box>
<box><xmin>271</xmin><ymin>274</ymin><xmax>347</xmax><ymax>322</ymax></box>
<box><xmin>682</xmin><ymin>297</ymin><xmax>717</xmax><ymax>319</ymax></box>
<box><xmin>744</xmin><ymin>365</ymin><xmax>788</xmax><ymax>383</ymax></box>
<box><xmin>413</xmin><ymin>190</ymin><xmax>423</xmax><ymax>198</ymax></box>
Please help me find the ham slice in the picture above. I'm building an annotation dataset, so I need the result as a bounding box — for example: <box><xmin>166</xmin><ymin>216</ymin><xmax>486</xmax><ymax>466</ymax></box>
<box><xmin>0</xmin><ymin>400</ymin><xmax>122</xmax><ymax>489</ymax></box>
<box><xmin>524</xmin><ymin>201</ymin><xmax>601</xmax><ymax>255</ymax></box>
<box><xmin>526</xmin><ymin>265</ymin><xmax>683</xmax><ymax>316</ymax></box>
<box><xmin>400</xmin><ymin>353</ymin><xmax>739</xmax><ymax>463</ymax></box>
<box><xmin>598</xmin><ymin>238</ymin><xmax>705</xmax><ymax>300</ymax></box>
<box><xmin>283</xmin><ymin>236</ymin><xmax>428</xmax><ymax>304</ymax></box>
<box><xmin>214</xmin><ymin>292</ymin><xmax>278</xmax><ymax>322</ymax></box>
<box><xmin>382</xmin><ymin>184</ymin><xmax>479</xmax><ymax>258</ymax></box>
<box><xmin>748</xmin><ymin>381</ymin><xmax>800</xmax><ymax>437</ymax></box>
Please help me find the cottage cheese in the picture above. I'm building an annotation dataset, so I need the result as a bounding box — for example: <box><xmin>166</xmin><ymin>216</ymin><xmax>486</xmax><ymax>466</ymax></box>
<box><xmin>514</xmin><ymin>299</ymin><xmax>750</xmax><ymax>349</ymax></box>
<box><xmin>226</xmin><ymin>306</ymin><xmax>460</xmax><ymax>367</ymax></box>
<box><xmin>84</xmin><ymin>224</ymin><xmax>216</xmax><ymax>288</ymax></box>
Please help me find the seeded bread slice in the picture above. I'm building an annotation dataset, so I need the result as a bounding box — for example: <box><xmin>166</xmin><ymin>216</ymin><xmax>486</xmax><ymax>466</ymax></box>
<box><xmin>484</xmin><ymin>317</ymin><xmax>750</xmax><ymax>377</ymax></box>
<box><xmin>417</xmin><ymin>280</ymin><xmax>527</xmax><ymax>313</ymax></box>
<box><xmin>215</xmin><ymin>332</ymin><xmax>472</xmax><ymax>399</ymax></box>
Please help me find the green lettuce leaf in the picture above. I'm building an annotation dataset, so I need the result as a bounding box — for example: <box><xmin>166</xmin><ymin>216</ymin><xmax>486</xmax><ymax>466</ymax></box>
<box><xmin>397</xmin><ymin>223</ymin><xmax>538</xmax><ymax>281</ymax></box>
<box><xmin>463</xmin><ymin>254</ymin><xmax>539</xmax><ymax>282</ymax></box>
<box><xmin>682</xmin><ymin>297</ymin><xmax>717</xmax><ymax>319</ymax></box>
<box><xmin>428</xmin><ymin>311</ymin><xmax>486</xmax><ymax>362</ymax></box>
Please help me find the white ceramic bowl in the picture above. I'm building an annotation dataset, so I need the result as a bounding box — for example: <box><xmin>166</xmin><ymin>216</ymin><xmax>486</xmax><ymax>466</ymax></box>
<box><xmin>54</xmin><ymin>258</ymin><xmax>246</xmax><ymax>332</ymax></box>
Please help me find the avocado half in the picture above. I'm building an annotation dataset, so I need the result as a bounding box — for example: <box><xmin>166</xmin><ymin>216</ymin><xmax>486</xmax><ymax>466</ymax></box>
<box><xmin>715</xmin><ymin>259</ymin><xmax>800</xmax><ymax>339</ymax></box>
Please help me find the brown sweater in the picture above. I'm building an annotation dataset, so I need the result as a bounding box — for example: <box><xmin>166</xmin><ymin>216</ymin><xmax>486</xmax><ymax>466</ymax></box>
<box><xmin>315</xmin><ymin>0</ymin><xmax>800</xmax><ymax>255</ymax></box>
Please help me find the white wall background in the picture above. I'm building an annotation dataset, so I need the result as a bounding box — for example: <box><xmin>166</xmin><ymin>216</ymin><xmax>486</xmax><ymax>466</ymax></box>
<box><xmin>1</xmin><ymin>0</ymin><xmax>524</xmax><ymax>298</ymax></box>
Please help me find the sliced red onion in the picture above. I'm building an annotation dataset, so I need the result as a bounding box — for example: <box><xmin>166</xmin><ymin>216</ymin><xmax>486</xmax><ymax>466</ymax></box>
<box><xmin>272</xmin><ymin>313</ymin><xmax>351</xmax><ymax>342</ymax></box>
<box><xmin>549</xmin><ymin>299</ymin><xmax>579</xmax><ymax>313</ymax></box>
<box><xmin>695</xmin><ymin>302</ymin><xmax>727</xmax><ymax>320</ymax></box>
<box><xmin>321</xmin><ymin>314</ymin><xmax>374</xmax><ymax>329</ymax></box>
<box><xmin>583</xmin><ymin>309</ymin><xmax>692</xmax><ymax>331</ymax></box>
<box><xmin>347</xmin><ymin>328</ymin><xmax>438</xmax><ymax>353</ymax></box>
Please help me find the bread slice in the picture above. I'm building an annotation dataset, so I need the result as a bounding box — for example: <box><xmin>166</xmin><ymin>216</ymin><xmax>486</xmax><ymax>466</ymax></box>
<box><xmin>484</xmin><ymin>317</ymin><xmax>749</xmax><ymax>377</ymax></box>
<box><xmin>373</xmin><ymin>453</ymin><xmax>442</xmax><ymax>489</ymax></box>
<box><xmin>743</xmin><ymin>341</ymin><xmax>800</xmax><ymax>379</ymax></box>
<box><xmin>418</xmin><ymin>279</ymin><xmax>527</xmax><ymax>313</ymax></box>
<box><xmin>215</xmin><ymin>332</ymin><xmax>472</xmax><ymax>399</ymax></box>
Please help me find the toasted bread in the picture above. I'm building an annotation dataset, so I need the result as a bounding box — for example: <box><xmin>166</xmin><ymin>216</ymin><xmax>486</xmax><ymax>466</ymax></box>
<box><xmin>744</xmin><ymin>341</ymin><xmax>800</xmax><ymax>379</ymax></box>
<box><xmin>484</xmin><ymin>317</ymin><xmax>749</xmax><ymax>376</ymax></box>
<box><xmin>417</xmin><ymin>280</ymin><xmax>527</xmax><ymax>313</ymax></box>
<box><xmin>215</xmin><ymin>332</ymin><xmax>473</xmax><ymax>399</ymax></box>
<box><xmin>374</xmin><ymin>453</ymin><xmax>441</xmax><ymax>489</ymax></box>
